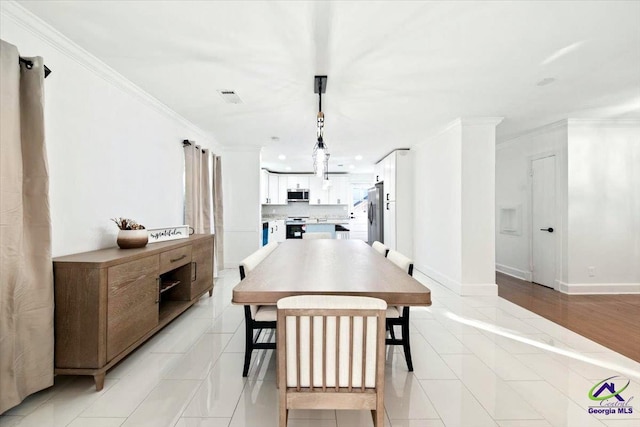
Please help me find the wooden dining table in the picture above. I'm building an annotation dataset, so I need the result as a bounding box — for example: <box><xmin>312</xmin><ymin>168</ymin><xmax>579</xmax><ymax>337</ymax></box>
<box><xmin>232</xmin><ymin>239</ymin><xmax>431</xmax><ymax>307</ymax></box>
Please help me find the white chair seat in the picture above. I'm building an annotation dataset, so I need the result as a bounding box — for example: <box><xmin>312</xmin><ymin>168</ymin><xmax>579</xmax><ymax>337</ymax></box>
<box><xmin>254</xmin><ymin>305</ymin><xmax>277</xmax><ymax>322</ymax></box>
<box><xmin>386</xmin><ymin>306</ymin><xmax>401</xmax><ymax>318</ymax></box>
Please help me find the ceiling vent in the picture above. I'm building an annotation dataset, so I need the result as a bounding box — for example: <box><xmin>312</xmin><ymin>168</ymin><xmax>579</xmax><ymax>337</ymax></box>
<box><xmin>217</xmin><ymin>90</ymin><xmax>243</xmax><ymax>104</ymax></box>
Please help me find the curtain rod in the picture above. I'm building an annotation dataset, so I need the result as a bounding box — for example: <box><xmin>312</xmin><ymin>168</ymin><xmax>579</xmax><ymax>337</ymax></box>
<box><xmin>19</xmin><ymin>57</ymin><xmax>51</xmax><ymax>78</ymax></box>
<box><xmin>182</xmin><ymin>139</ymin><xmax>206</xmax><ymax>153</ymax></box>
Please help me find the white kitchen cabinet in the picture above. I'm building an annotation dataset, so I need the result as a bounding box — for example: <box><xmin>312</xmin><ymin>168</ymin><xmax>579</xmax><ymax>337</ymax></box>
<box><xmin>308</xmin><ymin>176</ymin><xmax>325</xmax><ymax>204</ymax></box>
<box><xmin>380</xmin><ymin>149</ymin><xmax>413</xmax><ymax>257</ymax></box>
<box><xmin>260</xmin><ymin>170</ymin><xmax>269</xmax><ymax>204</ymax></box>
<box><xmin>262</xmin><ymin>173</ymin><xmax>288</xmax><ymax>204</ymax></box>
<box><xmin>287</xmin><ymin>175</ymin><xmax>310</xmax><ymax>190</ymax></box>
<box><xmin>273</xmin><ymin>219</ymin><xmax>286</xmax><ymax>242</ymax></box>
<box><xmin>329</xmin><ymin>176</ymin><xmax>350</xmax><ymax>205</ymax></box>
<box><xmin>384</xmin><ymin>151</ymin><xmax>396</xmax><ymax>202</ymax></box>
<box><xmin>374</xmin><ymin>161</ymin><xmax>384</xmax><ymax>184</ymax></box>
<box><xmin>309</xmin><ymin>176</ymin><xmax>349</xmax><ymax>205</ymax></box>
<box><xmin>268</xmin><ymin>220</ymin><xmax>285</xmax><ymax>242</ymax></box>
<box><xmin>384</xmin><ymin>200</ymin><xmax>396</xmax><ymax>250</ymax></box>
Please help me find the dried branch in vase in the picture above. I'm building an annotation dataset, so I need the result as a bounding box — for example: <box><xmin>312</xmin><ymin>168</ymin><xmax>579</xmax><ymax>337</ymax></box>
<box><xmin>111</xmin><ymin>217</ymin><xmax>146</xmax><ymax>230</ymax></box>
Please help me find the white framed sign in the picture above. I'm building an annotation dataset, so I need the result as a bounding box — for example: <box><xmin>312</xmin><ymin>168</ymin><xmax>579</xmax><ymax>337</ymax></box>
<box><xmin>147</xmin><ymin>225</ymin><xmax>190</xmax><ymax>243</ymax></box>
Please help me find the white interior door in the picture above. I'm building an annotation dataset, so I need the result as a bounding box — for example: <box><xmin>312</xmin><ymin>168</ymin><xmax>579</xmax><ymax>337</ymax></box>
<box><xmin>531</xmin><ymin>155</ymin><xmax>556</xmax><ymax>288</ymax></box>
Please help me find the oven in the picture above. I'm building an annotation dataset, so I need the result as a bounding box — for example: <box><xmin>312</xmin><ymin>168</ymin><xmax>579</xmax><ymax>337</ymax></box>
<box><xmin>286</xmin><ymin>217</ymin><xmax>308</xmax><ymax>239</ymax></box>
<box><xmin>286</xmin><ymin>223</ymin><xmax>305</xmax><ymax>239</ymax></box>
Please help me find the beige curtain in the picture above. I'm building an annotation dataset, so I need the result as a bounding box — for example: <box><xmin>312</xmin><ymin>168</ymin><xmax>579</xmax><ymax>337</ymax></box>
<box><xmin>213</xmin><ymin>155</ymin><xmax>224</xmax><ymax>269</ymax></box>
<box><xmin>201</xmin><ymin>149</ymin><xmax>211</xmax><ymax>234</ymax></box>
<box><xmin>0</xmin><ymin>40</ymin><xmax>54</xmax><ymax>413</ymax></box>
<box><xmin>184</xmin><ymin>142</ymin><xmax>211</xmax><ymax>234</ymax></box>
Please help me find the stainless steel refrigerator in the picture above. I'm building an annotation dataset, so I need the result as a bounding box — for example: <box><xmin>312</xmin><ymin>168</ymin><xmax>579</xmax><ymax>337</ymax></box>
<box><xmin>367</xmin><ymin>182</ymin><xmax>384</xmax><ymax>245</ymax></box>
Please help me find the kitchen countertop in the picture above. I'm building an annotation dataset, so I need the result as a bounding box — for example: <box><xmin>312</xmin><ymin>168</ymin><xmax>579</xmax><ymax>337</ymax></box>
<box><xmin>263</xmin><ymin>218</ymin><xmax>350</xmax><ymax>225</ymax></box>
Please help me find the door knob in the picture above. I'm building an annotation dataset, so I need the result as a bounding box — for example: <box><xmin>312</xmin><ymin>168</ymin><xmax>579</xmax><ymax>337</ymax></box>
<box><xmin>540</xmin><ymin>227</ymin><xmax>554</xmax><ymax>233</ymax></box>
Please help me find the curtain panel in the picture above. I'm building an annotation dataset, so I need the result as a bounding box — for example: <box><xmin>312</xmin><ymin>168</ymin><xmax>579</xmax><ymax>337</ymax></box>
<box><xmin>0</xmin><ymin>40</ymin><xmax>54</xmax><ymax>413</ymax></box>
<box><xmin>213</xmin><ymin>155</ymin><xmax>224</xmax><ymax>270</ymax></box>
<box><xmin>184</xmin><ymin>142</ymin><xmax>212</xmax><ymax>234</ymax></box>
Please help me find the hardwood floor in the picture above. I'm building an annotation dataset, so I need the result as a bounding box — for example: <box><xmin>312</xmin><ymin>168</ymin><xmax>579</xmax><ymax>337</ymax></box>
<box><xmin>496</xmin><ymin>272</ymin><xmax>640</xmax><ymax>362</ymax></box>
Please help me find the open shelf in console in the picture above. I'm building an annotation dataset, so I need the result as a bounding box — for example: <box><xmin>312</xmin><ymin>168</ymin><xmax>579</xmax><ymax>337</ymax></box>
<box><xmin>158</xmin><ymin>262</ymin><xmax>191</xmax><ymax>323</ymax></box>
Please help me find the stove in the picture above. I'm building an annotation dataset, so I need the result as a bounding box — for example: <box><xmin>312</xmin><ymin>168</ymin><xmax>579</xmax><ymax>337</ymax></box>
<box><xmin>285</xmin><ymin>216</ymin><xmax>309</xmax><ymax>225</ymax></box>
<box><xmin>285</xmin><ymin>217</ymin><xmax>308</xmax><ymax>239</ymax></box>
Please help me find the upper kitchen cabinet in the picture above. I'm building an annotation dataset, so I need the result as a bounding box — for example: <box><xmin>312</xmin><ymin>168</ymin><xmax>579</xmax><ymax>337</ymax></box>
<box><xmin>261</xmin><ymin>171</ymin><xmax>287</xmax><ymax>204</ymax></box>
<box><xmin>287</xmin><ymin>175</ymin><xmax>310</xmax><ymax>190</ymax></box>
<box><xmin>260</xmin><ymin>169</ymin><xmax>269</xmax><ymax>204</ymax></box>
<box><xmin>379</xmin><ymin>149</ymin><xmax>413</xmax><ymax>257</ymax></box>
<box><xmin>374</xmin><ymin>160</ymin><xmax>384</xmax><ymax>184</ymax></box>
<box><xmin>383</xmin><ymin>152</ymin><xmax>397</xmax><ymax>202</ymax></box>
<box><xmin>328</xmin><ymin>176</ymin><xmax>350</xmax><ymax>205</ymax></box>
<box><xmin>309</xmin><ymin>176</ymin><xmax>349</xmax><ymax>205</ymax></box>
<box><xmin>308</xmin><ymin>176</ymin><xmax>327</xmax><ymax>205</ymax></box>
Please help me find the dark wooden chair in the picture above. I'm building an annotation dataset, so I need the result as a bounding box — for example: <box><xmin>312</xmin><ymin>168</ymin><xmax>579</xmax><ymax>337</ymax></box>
<box><xmin>239</xmin><ymin>242</ymin><xmax>278</xmax><ymax>377</ymax></box>
<box><xmin>385</xmin><ymin>250</ymin><xmax>414</xmax><ymax>371</ymax></box>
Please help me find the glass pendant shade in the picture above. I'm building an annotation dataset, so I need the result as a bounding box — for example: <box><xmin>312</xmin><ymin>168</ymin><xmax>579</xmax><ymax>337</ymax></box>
<box><xmin>313</xmin><ymin>138</ymin><xmax>329</xmax><ymax>178</ymax></box>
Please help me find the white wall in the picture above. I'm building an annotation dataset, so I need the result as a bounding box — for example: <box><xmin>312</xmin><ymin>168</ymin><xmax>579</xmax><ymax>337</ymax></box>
<box><xmin>1</xmin><ymin>3</ymin><xmax>220</xmax><ymax>257</ymax></box>
<box><xmin>413</xmin><ymin>122</ymin><xmax>462</xmax><ymax>287</ymax></box>
<box><xmin>565</xmin><ymin>120</ymin><xmax>640</xmax><ymax>292</ymax></box>
<box><xmin>222</xmin><ymin>148</ymin><xmax>261</xmax><ymax>268</ymax></box>
<box><xmin>495</xmin><ymin>121</ymin><xmax>568</xmax><ymax>283</ymax></box>
<box><xmin>496</xmin><ymin>119</ymin><xmax>639</xmax><ymax>294</ymax></box>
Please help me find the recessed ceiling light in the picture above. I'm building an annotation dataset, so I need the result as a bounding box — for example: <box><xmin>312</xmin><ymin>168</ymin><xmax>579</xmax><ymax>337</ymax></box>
<box><xmin>278</xmin><ymin>154</ymin><xmax>286</xmax><ymax>160</ymax></box>
<box><xmin>349</xmin><ymin>165</ymin><xmax>355</xmax><ymax>169</ymax></box>
<box><xmin>285</xmin><ymin>166</ymin><xmax>292</xmax><ymax>171</ymax></box>
<box><xmin>536</xmin><ymin>77</ymin><xmax>556</xmax><ymax>87</ymax></box>
<box><xmin>355</xmin><ymin>155</ymin><xmax>363</xmax><ymax>161</ymax></box>
<box><xmin>337</xmin><ymin>164</ymin><xmax>344</xmax><ymax>167</ymax></box>
<box><xmin>270</xmin><ymin>136</ymin><xmax>280</xmax><ymax>142</ymax></box>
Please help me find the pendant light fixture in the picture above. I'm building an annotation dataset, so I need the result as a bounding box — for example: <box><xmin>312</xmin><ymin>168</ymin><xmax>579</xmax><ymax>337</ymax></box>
<box><xmin>313</xmin><ymin>76</ymin><xmax>329</xmax><ymax>179</ymax></box>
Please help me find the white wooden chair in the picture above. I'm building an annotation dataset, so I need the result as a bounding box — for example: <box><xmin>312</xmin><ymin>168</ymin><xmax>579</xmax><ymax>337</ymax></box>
<box><xmin>371</xmin><ymin>241</ymin><xmax>389</xmax><ymax>256</ymax></box>
<box><xmin>277</xmin><ymin>295</ymin><xmax>387</xmax><ymax>427</ymax></box>
<box><xmin>302</xmin><ymin>232</ymin><xmax>332</xmax><ymax>239</ymax></box>
<box><xmin>385</xmin><ymin>250</ymin><xmax>414</xmax><ymax>371</ymax></box>
<box><xmin>239</xmin><ymin>242</ymin><xmax>279</xmax><ymax>376</ymax></box>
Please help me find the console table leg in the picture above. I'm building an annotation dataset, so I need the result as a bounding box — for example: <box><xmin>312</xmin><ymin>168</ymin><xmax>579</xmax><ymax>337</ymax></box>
<box><xmin>94</xmin><ymin>373</ymin><xmax>105</xmax><ymax>391</ymax></box>
<box><xmin>209</xmin><ymin>289</ymin><xmax>213</xmax><ymax>297</ymax></box>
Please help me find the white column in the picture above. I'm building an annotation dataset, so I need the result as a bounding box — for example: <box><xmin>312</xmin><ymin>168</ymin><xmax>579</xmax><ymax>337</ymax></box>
<box><xmin>460</xmin><ymin>118</ymin><xmax>503</xmax><ymax>294</ymax></box>
<box><xmin>222</xmin><ymin>146</ymin><xmax>261</xmax><ymax>269</ymax></box>
<box><xmin>413</xmin><ymin>117</ymin><xmax>502</xmax><ymax>295</ymax></box>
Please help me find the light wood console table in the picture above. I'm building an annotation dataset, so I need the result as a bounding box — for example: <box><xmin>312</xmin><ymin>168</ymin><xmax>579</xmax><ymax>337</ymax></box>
<box><xmin>52</xmin><ymin>234</ymin><xmax>214</xmax><ymax>390</ymax></box>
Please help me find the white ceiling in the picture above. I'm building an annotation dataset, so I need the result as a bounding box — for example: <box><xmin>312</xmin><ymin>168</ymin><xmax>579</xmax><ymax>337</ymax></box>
<box><xmin>17</xmin><ymin>0</ymin><xmax>640</xmax><ymax>173</ymax></box>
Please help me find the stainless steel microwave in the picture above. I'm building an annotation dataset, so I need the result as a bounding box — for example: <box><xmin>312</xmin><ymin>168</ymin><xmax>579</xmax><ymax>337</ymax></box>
<box><xmin>287</xmin><ymin>189</ymin><xmax>309</xmax><ymax>202</ymax></box>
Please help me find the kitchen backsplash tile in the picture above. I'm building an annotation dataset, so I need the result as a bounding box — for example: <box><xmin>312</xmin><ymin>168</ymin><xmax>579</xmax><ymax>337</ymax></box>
<box><xmin>262</xmin><ymin>203</ymin><xmax>349</xmax><ymax>220</ymax></box>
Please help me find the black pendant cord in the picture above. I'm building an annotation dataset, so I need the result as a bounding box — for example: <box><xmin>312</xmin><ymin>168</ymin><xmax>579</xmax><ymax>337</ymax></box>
<box><xmin>319</xmin><ymin>91</ymin><xmax>322</xmax><ymax>113</ymax></box>
<box><xmin>19</xmin><ymin>57</ymin><xmax>51</xmax><ymax>78</ymax></box>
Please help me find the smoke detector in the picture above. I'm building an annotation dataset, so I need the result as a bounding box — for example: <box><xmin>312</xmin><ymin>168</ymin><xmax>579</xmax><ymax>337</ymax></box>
<box><xmin>217</xmin><ymin>90</ymin><xmax>243</xmax><ymax>104</ymax></box>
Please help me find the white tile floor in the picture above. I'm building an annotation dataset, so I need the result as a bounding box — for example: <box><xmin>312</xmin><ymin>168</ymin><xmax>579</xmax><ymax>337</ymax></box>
<box><xmin>2</xmin><ymin>269</ymin><xmax>639</xmax><ymax>427</ymax></box>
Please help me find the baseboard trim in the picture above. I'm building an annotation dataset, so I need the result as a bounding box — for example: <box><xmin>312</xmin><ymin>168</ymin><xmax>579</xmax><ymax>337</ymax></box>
<box><xmin>556</xmin><ymin>280</ymin><xmax>640</xmax><ymax>295</ymax></box>
<box><xmin>417</xmin><ymin>264</ymin><xmax>498</xmax><ymax>296</ymax></box>
<box><xmin>496</xmin><ymin>263</ymin><xmax>533</xmax><ymax>282</ymax></box>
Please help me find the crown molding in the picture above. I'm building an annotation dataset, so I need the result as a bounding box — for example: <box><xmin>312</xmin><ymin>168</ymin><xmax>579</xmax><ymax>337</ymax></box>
<box><xmin>459</xmin><ymin>117</ymin><xmax>504</xmax><ymax>127</ymax></box>
<box><xmin>1</xmin><ymin>1</ymin><xmax>216</xmax><ymax>145</ymax></box>
<box><xmin>496</xmin><ymin>117</ymin><xmax>640</xmax><ymax>150</ymax></box>
<box><xmin>566</xmin><ymin>118</ymin><xmax>640</xmax><ymax>128</ymax></box>
<box><xmin>496</xmin><ymin>119</ymin><xmax>568</xmax><ymax>150</ymax></box>
<box><xmin>413</xmin><ymin>117</ymin><xmax>504</xmax><ymax>150</ymax></box>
